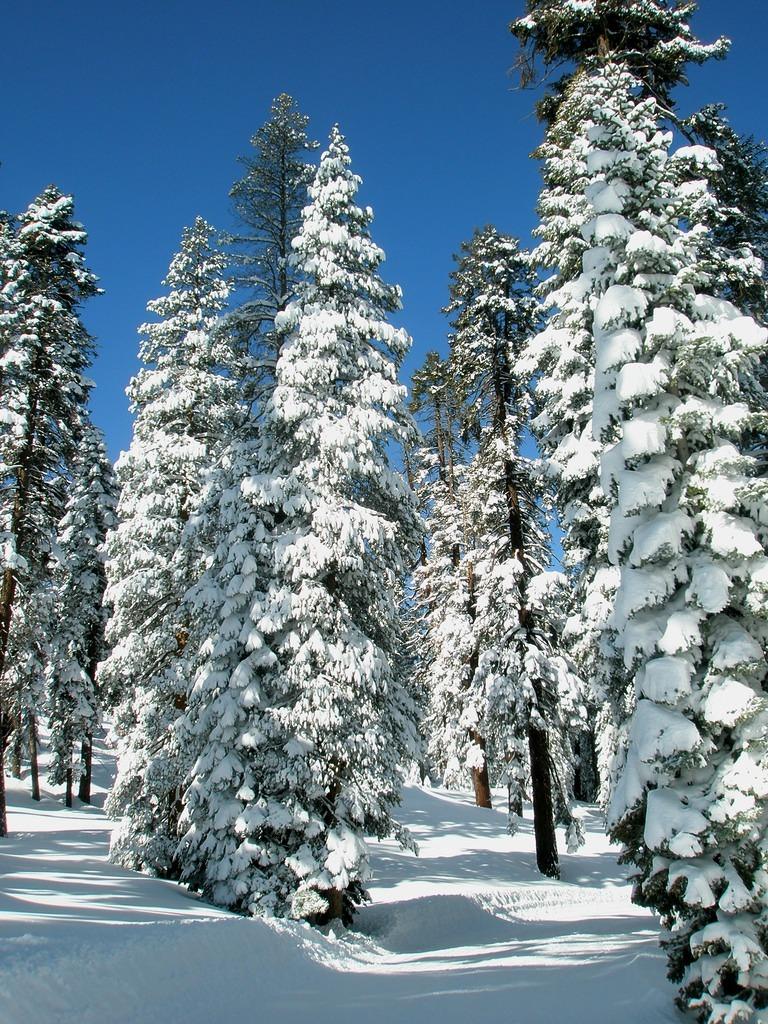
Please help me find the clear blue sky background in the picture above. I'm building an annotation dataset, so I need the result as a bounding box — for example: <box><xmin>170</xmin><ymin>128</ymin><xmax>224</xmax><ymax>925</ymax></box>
<box><xmin>2</xmin><ymin>1</ymin><xmax>765</xmax><ymax>459</ymax></box>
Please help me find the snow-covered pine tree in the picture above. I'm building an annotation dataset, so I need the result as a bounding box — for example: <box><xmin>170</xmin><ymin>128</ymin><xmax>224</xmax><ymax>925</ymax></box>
<box><xmin>683</xmin><ymin>105</ymin><xmax>768</xmax><ymax>324</ymax></box>
<box><xmin>227</xmin><ymin>93</ymin><xmax>318</xmax><ymax>396</ymax></box>
<box><xmin>0</xmin><ymin>188</ymin><xmax>99</xmax><ymax>836</ymax></box>
<box><xmin>0</xmin><ymin>210</ymin><xmax>16</xmax><ymax>369</ymax></box>
<box><xmin>542</xmin><ymin>58</ymin><xmax>768</xmax><ymax>1022</ymax></box>
<box><xmin>681</xmin><ymin>106</ymin><xmax>768</xmax><ymax>486</ymax></box>
<box><xmin>170</xmin><ymin>106</ymin><xmax>321</xmax><ymax>857</ymax></box>
<box><xmin>409</xmin><ymin>353</ymin><xmax>486</xmax><ymax>801</ymax></box>
<box><xmin>511</xmin><ymin>0</ymin><xmax>728</xmax><ymax>125</ymax></box>
<box><xmin>47</xmin><ymin>427</ymin><xmax>117</xmax><ymax>807</ymax></box>
<box><xmin>516</xmin><ymin>0</ymin><xmax>736</xmax><ymax>813</ymax></box>
<box><xmin>103</xmin><ymin>217</ymin><xmax>239</xmax><ymax>876</ymax></box>
<box><xmin>519</xmin><ymin>74</ymin><xmax>629</xmax><ymax>806</ymax></box>
<box><xmin>179</xmin><ymin>126</ymin><xmax>421</xmax><ymax>924</ymax></box>
<box><xmin>3</xmin><ymin>580</ymin><xmax>51</xmax><ymax>801</ymax></box>
<box><xmin>446</xmin><ymin>226</ymin><xmax>583</xmax><ymax>873</ymax></box>
<box><xmin>513</xmin><ymin>3</ymin><xmax>767</xmax><ymax>342</ymax></box>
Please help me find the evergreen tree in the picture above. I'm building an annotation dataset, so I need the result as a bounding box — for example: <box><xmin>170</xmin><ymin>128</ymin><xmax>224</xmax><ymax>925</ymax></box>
<box><xmin>179</xmin><ymin>126</ymin><xmax>421</xmax><ymax>924</ymax></box>
<box><xmin>47</xmin><ymin>427</ymin><xmax>117</xmax><ymax>806</ymax></box>
<box><xmin>228</xmin><ymin>93</ymin><xmax>318</xmax><ymax>394</ymax></box>
<box><xmin>520</xmin><ymin>13</ymin><xmax>768</xmax><ymax>826</ymax></box>
<box><xmin>0</xmin><ymin>211</ymin><xmax>17</xmax><ymax>380</ymax></box>
<box><xmin>409</xmin><ymin>354</ymin><xmax>484</xmax><ymax>799</ymax></box>
<box><xmin>103</xmin><ymin>217</ymin><xmax>239</xmax><ymax>876</ymax></box>
<box><xmin>537</xmin><ymin>58</ymin><xmax>768</xmax><ymax>1022</ymax></box>
<box><xmin>446</xmin><ymin>226</ymin><xmax>582</xmax><ymax>872</ymax></box>
<box><xmin>3</xmin><ymin>582</ymin><xmax>50</xmax><ymax>801</ymax></box>
<box><xmin>511</xmin><ymin>0</ymin><xmax>728</xmax><ymax>124</ymax></box>
<box><xmin>513</xmin><ymin>5</ymin><xmax>767</xmax><ymax>325</ymax></box>
<box><xmin>521</xmin><ymin>67</ymin><xmax>631</xmax><ymax>804</ymax></box>
<box><xmin>684</xmin><ymin>104</ymin><xmax>768</xmax><ymax>322</ymax></box>
<box><xmin>0</xmin><ymin>187</ymin><xmax>99</xmax><ymax>836</ymax></box>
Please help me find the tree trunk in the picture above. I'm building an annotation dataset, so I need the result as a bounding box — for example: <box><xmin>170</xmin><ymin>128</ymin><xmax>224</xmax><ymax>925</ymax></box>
<box><xmin>528</xmin><ymin>715</ymin><xmax>560</xmax><ymax>879</ymax></box>
<box><xmin>9</xmin><ymin>691</ymin><xmax>22</xmax><ymax>780</ymax></box>
<box><xmin>9</xmin><ymin>721</ymin><xmax>22</xmax><ymax>779</ymax></box>
<box><xmin>29</xmin><ymin>713</ymin><xmax>39</xmax><ymax>801</ymax></box>
<box><xmin>0</xmin><ymin>576</ymin><xmax>14</xmax><ymax>836</ymax></box>
<box><xmin>78</xmin><ymin>734</ymin><xmax>93</xmax><ymax>804</ymax></box>
<box><xmin>470</xmin><ymin>729</ymin><xmax>493</xmax><ymax>808</ymax></box>
<box><xmin>79</xmin><ymin>636</ymin><xmax>103</xmax><ymax>806</ymax></box>
<box><xmin>489</xmin><ymin>340</ymin><xmax>560</xmax><ymax>878</ymax></box>
<box><xmin>325</xmin><ymin>887</ymin><xmax>344</xmax><ymax>923</ymax></box>
<box><xmin>0</xmin><ymin>377</ymin><xmax>42</xmax><ymax>837</ymax></box>
<box><xmin>573</xmin><ymin>727</ymin><xmax>598</xmax><ymax>803</ymax></box>
<box><xmin>65</xmin><ymin>766</ymin><xmax>73</xmax><ymax>809</ymax></box>
<box><xmin>0</xmin><ymin>727</ymin><xmax>7</xmax><ymax>837</ymax></box>
<box><xmin>0</xmin><ymin>373</ymin><xmax>39</xmax><ymax>681</ymax></box>
<box><xmin>165</xmin><ymin>785</ymin><xmax>186</xmax><ymax>879</ymax></box>
<box><xmin>314</xmin><ymin>778</ymin><xmax>347</xmax><ymax>923</ymax></box>
<box><xmin>0</xmin><ymin>567</ymin><xmax>18</xmax><ymax>683</ymax></box>
<box><xmin>463</xmin><ymin>553</ymin><xmax>492</xmax><ymax>809</ymax></box>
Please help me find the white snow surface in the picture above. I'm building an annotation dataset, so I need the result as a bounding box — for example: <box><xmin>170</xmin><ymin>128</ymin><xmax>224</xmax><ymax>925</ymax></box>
<box><xmin>0</xmin><ymin>735</ymin><xmax>678</xmax><ymax>1024</ymax></box>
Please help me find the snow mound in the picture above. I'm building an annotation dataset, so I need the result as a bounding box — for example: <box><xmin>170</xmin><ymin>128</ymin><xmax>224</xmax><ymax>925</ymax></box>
<box><xmin>0</xmin><ymin>745</ymin><xmax>677</xmax><ymax>1024</ymax></box>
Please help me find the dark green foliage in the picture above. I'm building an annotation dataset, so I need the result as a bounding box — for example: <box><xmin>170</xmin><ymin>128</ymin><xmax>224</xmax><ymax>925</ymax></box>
<box><xmin>511</xmin><ymin>0</ymin><xmax>728</xmax><ymax>123</ymax></box>
<box><xmin>0</xmin><ymin>188</ymin><xmax>99</xmax><ymax>834</ymax></box>
<box><xmin>227</xmin><ymin>93</ymin><xmax>318</xmax><ymax>385</ymax></box>
<box><xmin>47</xmin><ymin>428</ymin><xmax>117</xmax><ymax>803</ymax></box>
<box><xmin>685</xmin><ymin>104</ymin><xmax>768</xmax><ymax>320</ymax></box>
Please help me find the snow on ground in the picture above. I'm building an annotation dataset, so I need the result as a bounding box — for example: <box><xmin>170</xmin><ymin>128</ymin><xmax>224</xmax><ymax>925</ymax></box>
<box><xmin>0</xmin><ymin>734</ymin><xmax>682</xmax><ymax>1024</ymax></box>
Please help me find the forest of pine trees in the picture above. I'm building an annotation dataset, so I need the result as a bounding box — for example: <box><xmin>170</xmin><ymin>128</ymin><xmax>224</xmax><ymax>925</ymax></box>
<box><xmin>3</xmin><ymin>4</ymin><xmax>768</xmax><ymax>1022</ymax></box>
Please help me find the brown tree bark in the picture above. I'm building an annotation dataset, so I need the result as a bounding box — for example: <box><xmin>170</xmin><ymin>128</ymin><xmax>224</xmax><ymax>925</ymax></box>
<box><xmin>305</xmin><ymin>777</ymin><xmax>348</xmax><ymax>924</ymax></box>
<box><xmin>528</xmin><ymin>708</ymin><xmax>560</xmax><ymax>879</ymax></box>
<box><xmin>65</xmin><ymin>766</ymin><xmax>73</xmax><ymax>809</ymax></box>
<box><xmin>0</xmin><ymin>718</ymin><xmax>8</xmax><ymax>837</ymax></box>
<box><xmin>29</xmin><ymin>713</ymin><xmax>39</xmax><ymax>801</ymax></box>
<box><xmin>0</xmin><ymin>373</ymin><xmax>41</xmax><ymax>837</ymax></box>
<box><xmin>324</xmin><ymin>887</ymin><xmax>344</xmax><ymax>922</ymax></box>
<box><xmin>78</xmin><ymin>734</ymin><xmax>93</xmax><ymax>804</ymax></box>
<box><xmin>0</xmin><ymin>568</ymin><xmax>18</xmax><ymax>684</ymax></box>
<box><xmin>78</xmin><ymin>637</ymin><xmax>104</xmax><ymax>806</ymax></box>
<box><xmin>9</xmin><ymin>716</ymin><xmax>22</xmax><ymax>779</ymax></box>
<box><xmin>470</xmin><ymin>729</ymin><xmax>493</xmax><ymax>808</ymax></box>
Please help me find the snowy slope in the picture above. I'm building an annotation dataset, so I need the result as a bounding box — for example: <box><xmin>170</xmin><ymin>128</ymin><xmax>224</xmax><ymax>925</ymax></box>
<box><xmin>0</xmin><ymin>737</ymin><xmax>681</xmax><ymax>1024</ymax></box>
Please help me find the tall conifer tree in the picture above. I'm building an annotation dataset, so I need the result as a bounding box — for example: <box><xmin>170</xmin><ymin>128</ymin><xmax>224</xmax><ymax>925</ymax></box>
<box><xmin>683</xmin><ymin>105</ymin><xmax>768</xmax><ymax>325</ymax></box>
<box><xmin>517</xmin><ymin>1</ymin><xmax>736</xmax><ymax>807</ymax></box>
<box><xmin>180</xmin><ymin>127</ymin><xmax>421</xmax><ymax>924</ymax></box>
<box><xmin>532</xmin><ymin>57</ymin><xmax>768</xmax><ymax>1021</ymax></box>
<box><xmin>410</xmin><ymin>355</ymin><xmax>485</xmax><ymax>799</ymax></box>
<box><xmin>48</xmin><ymin>427</ymin><xmax>117</xmax><ymax>806</ymax></box>
<box><xmin>103</xmin><ymin>218</ymin><xmax>239</xmax><ymax>876</ymax></box>
<box><xmin>521</xmin><ymin>66</ymin><xmax>631</xmax><ymax>802</ymax></box>
<box><xmin>228</xmin><ymin>93</ymin><xmax>318</xmax><ymax>396</ymax></box>
<box><xmin>0</xmin><ymin>188</ymin><xmax>99</xmax><ymax>835</ymax></box>
<box><xmin>448</xmin><ymin>227</ymin><xmax>582</xmax><ymax>870</ymax></box>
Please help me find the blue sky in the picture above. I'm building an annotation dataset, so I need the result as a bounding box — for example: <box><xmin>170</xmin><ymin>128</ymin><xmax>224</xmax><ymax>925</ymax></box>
<box><xmin>2</xmin><ymin>1</ymin><xmax>765</xmax><ymax>459</ymax></box>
